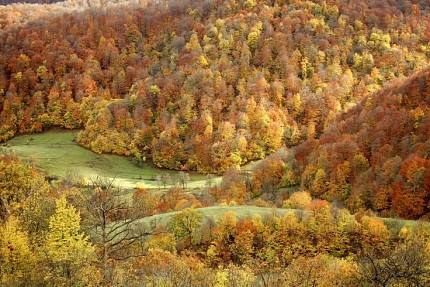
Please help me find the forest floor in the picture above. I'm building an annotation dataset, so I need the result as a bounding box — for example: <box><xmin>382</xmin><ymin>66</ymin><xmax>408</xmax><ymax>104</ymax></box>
<box><xmin>5</xmin><ymin>130</ymin><xmax>221</xmax><ymax>189</ymax></box>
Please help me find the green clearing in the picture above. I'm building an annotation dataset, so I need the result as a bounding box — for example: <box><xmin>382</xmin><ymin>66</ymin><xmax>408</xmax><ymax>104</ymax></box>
<box><xmin>4</xmin><ymin>130</ymin><xmax>221</xmax><ymax>189</ymax></box>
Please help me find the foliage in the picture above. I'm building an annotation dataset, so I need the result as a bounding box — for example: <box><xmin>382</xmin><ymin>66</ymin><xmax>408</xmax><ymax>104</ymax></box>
<box><xmin>0</xmin><ymin>216</ymin><xmax>35</xmax><ymax>285</ymax></box>
<box><xmin>285</xmin><ymin>69</ymin><xmax>430</xmax><ymax>219</ymax></box>
<box><xmin>1</xmin><ymin>0</ymin><xmax>430</xmax><ymax>285</ymax></box>
<box><xmin>0</xmin><ymin>154</ymin><xmax>49</xmax><ymax>220</ymax></box>
<box><xmin>45</xmin><ymin>196</ymin><xmax>94</xmax><ymax>283</ymax></box>
<box><xmin>2</xmin><ymin>0</ymin><xmax>430</xmax><ymax>173</ymax></box>
<box><xmin>168</xmin><ymin>208</ymin><xmax>203</xmax><ymax>246</ymax></box>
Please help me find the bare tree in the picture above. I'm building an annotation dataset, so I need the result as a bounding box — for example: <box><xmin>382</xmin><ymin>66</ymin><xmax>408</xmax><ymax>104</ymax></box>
<box><xmin>155</xmin><ymin>174</ymin><xmax>162</xmax><ymax>189</ymax></box>
<box><xmin>356</xmin><ymin>240</ymin><xmax>430</xmax><ymax>287</ymax></box>
<box><xmin>82</xmin><ymin>177</ymin><xmax>156</xmax><ymax>281</ymax></box>
<box><xmin>160</xmin><ymin>172</ymin><xmax>171</xmax><ymax>189</ymax></box>
<box><xmin>178</xmin><ymin>171</ymin><xmax>190</xmax><ymax>189</ymax></box>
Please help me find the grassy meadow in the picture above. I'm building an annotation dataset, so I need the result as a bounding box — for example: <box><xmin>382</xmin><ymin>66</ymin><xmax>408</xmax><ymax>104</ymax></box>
<box><xmin>5</xmin><ymin>130</ymin><xmax>220</xmax><ymax>189</ymax></box>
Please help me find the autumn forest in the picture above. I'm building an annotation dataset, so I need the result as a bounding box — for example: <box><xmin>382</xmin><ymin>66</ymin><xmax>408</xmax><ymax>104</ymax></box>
<box><xmin>1</xmin><ymin>0</ymin><xmax>430</xmax><ymax>286</ymax></box>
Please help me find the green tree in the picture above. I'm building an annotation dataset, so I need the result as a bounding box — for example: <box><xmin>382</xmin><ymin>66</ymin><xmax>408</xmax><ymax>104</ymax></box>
<box><xmin>168</xmin><ymin>208</ymin><xmax>203</xmax><ymax>246</ymax></box>
<box><xmin>247</xmin><ymin>22</ymin><xmax>263</xmax><ymax>51</ymax></box>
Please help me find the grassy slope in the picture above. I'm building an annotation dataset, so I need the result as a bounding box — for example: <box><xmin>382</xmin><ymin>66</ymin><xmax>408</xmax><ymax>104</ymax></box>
<box><xmin>136</xmin><ymin>205</ymin><xmax>295</xmax><ymax>227</ymax></box>
<box><xmin>136</xmin><ymin>205</ymin><xmax>422</xmax><ymax>231</ymax></box>
<box><xmin>5</xmin><ymin>130</ymin><xmax>221</xmax><ymax>189</ymax></box>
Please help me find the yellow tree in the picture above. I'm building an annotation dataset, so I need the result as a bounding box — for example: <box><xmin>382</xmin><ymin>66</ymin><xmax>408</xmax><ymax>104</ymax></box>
<box><xmin>0</xmin><ymin>216</ymin><xmax>35</xmax><ymax>285</ymax></box>
<box><xmin>46</xmin><ymin>196</ymin><xmax>95</xmax><ymax>284</ymax></box>
<box><xmin>284</xmin><ymin>255</ymin><xmax>358</xmax><ymax>287</ymax></box>
<box><xmin>0</xmin><ymin>156</ymin><xmax>52</xmax><ymax>240</ymax></box>
<box><xmin>283</xmin><ymin>191</ymin><xmax>312</xmax><ymax>210</ymax></box>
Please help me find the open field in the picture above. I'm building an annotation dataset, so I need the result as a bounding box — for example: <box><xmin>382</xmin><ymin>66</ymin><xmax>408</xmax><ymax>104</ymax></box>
<box><xmin>4</xmin><ymin>130</ymin><xmax>221</xmax><ymax>189</ymax></box>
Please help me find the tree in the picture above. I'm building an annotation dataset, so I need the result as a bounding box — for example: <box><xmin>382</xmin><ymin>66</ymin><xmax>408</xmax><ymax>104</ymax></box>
<box><xmin>152</xmin><ymin>118</ymin><xmax>186</xmax><ymax>170</ymax></box>
<box><xmin>178</xmin><ymin>171</ymin><xmax>190</xmax><ymax>189</ymax></box>
<box><xmin>284</xmin><ymin>255</ymin><xmax>357</xmax><ymax>287</ymax></box>
<box><xmin>0</xmin><ymin>216</ymin><xmax>35</xmax><ymax>285</ymax></box>
<box><xmin>168</xmin><ymin>208</ymin><xmax>203</xmax><ymax>247</ymax></box>
<box><xmin>247</xmin><ymin>22</ymin><xmax>263</xmax><ymax>51</ymax></box>
<box><xmin>0</xmin><ymin>155</ymin><xmax>49</xmax><ymax>221</ymax></box>
<box><xmin>46</xmin><ymin>196</ymin><xmax>94</xmax><ymax>284</ymax></box>
<box><xmin>135</xmin><ymin>248</ymin><xmax>210</xmax><ymax>287</ymax></box>
<box><xmin>219</xmin><ymin>169</ymin><xmax>248</xmax><ymax>204</ymax></box>
<box><xmin>240</xmin><ymin>42</ymin><xmax>251</xmax><ymax>76</ymax></box>
<box><xmin>132</xmin><ymin>188</ymin><xmax>159</xmax><ymax>218</ymax></box>
<box><xmin>283</xmin><ymin>191</ymin><xmax>312</xmax><ymax>210</ymax></box>
<box><xmin>186</xmin><ymin>33</ymin><xmax>203</xmax><ymax>54</ymax></box>
<box><xmin>252</xmin><ymin>156</ymin><xmax>285</xmax><ymax>198</ymax></box>
<box><xmin>160</xmin><ymin>172</ymin><xmax>172</xmax><ymax>189</ymax></box>
<box><xmin>244</xmin><ymin>0</ymin><xmax>256</xmax><ymax>9</ymax></box>
<box><xmin>224</xmin><ymin>264</ymin><xmax>256</xmax><ymax>287</ymax></box>
<box><xmin>356</xmin><ymin>240</ymin><xmax>430</xmax><ymax>286</ymax></box>
<box><xmin>81</xmin><ymin>178</ymin><xmax>150</xmax><ymax>281</ymax></box>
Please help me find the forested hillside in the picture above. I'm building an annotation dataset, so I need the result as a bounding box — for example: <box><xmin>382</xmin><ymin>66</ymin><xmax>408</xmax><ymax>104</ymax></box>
<box><xmin>2</xmin><ymin>0</ymin><xmax>430</xmax><ymax>286</ymax></box>
<box><xmin>198</xmin><ymin>67</ymin><xmax>430</xmax><ymax>219</ymax></box>
<box><xmin>1</xmin><ymin>0</ymin><xmax>430</xmax><ymax>173</ymax></box>
<box><xmin>0</xmin><ymin>0</ymin><xmax>144</xmax><ymax>29</ymax></box>
<box><xmin>282</xmin><ymin>68</ymin><xmax>430</xmax><ymax>219</ymax></box>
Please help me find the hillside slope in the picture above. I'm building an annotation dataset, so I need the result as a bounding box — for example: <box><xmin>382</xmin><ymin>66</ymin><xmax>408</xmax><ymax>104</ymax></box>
<box><xmin>1</xmin><ymin>0</ymin><xmax>430</xmax><ymax>173</ymax></box>
<box><xmin>289</xmin><ymin>68</ymin><xmax>430</xmax><ymax>219</ymax></box>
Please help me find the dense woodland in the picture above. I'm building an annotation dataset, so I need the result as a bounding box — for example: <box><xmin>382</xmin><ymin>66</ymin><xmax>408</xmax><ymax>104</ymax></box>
<box><xmin>1</xmin><ymin>0</ymin><xmax>430</xmax><ymax>173</ymax></box>
<box><xmin>2</xmin><ymin>0</ymin><xmax>430</xmax><ymax>285</ymax></box>
<box><xmin>0</xmin><ymin>0</ymin><xmax>146</xmax><ymax>30</ymax></box>
<box><xmin>214</xmin><ymin>69</ymin><xmax>430</xmax><ymax>221</ymax></box>
<box><xmin>289</xmin><ymin>68</ymin><xmax>430</xmax><ymax>219</ymax></box>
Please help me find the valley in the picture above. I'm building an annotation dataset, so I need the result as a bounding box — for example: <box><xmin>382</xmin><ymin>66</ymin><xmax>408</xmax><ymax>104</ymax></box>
<box><xmin>1</xmin><ymin>0</ymin><xmax>430</xmax><ymax>285</ymax></box>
